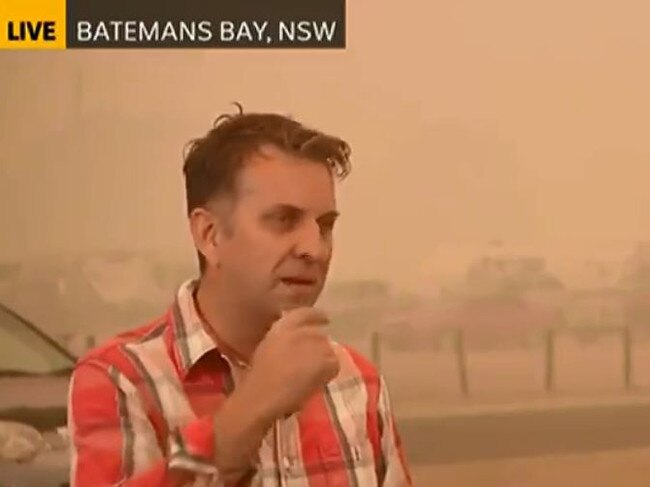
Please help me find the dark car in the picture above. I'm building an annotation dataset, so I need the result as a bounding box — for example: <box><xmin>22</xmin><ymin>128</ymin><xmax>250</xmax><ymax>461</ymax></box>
<box><xmin>0</xmin><ymin>302</ymin><xmax>75</xmax><ymax>487</ymax></box>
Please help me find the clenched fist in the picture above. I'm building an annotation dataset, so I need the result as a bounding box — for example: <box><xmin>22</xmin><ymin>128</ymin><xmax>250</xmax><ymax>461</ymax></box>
<box><xmin>241</xmin><ymin>307</ymin><xmax>340</xmax><ymax>419</ymax></box>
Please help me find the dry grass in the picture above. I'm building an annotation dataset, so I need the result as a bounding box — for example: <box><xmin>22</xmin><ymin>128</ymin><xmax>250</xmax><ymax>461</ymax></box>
<box><xmin>344</xmin><ymin>332</ymin><xmax>650</xmax><ymax>407</ymax></box>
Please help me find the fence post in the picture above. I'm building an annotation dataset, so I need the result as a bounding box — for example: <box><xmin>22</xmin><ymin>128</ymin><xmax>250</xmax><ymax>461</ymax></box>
<box><xmin>454</xmin><ymin>328</ymin><xmax>469</xmax><ymax>396</ymax></box>
<box><xmin>544</xmin><ymin>327</ymin><xmax>555</xmax><ymax>393</ymax></box>
<box><xmin>371</xmin><ymin>331</ymin><xmax>382</xmax><ymax>372</ymax></box>
<box><xmin>623</xmin><ymin>326</ymin><xmax>633</xmax><ymax>390</ymax></box>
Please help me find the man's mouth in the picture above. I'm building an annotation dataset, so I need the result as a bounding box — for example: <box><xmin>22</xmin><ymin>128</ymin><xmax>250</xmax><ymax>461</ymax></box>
<box><xmin>280</xmin><ymin>277</ymin><xmax>317</xmax><ymax>287</ymax></box>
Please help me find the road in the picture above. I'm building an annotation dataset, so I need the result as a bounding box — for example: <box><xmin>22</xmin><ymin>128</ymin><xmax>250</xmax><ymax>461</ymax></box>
<box><xmin>398</xmin><ymin>399</ymin><xmax>650</xmax><ymax>465</ymax></box>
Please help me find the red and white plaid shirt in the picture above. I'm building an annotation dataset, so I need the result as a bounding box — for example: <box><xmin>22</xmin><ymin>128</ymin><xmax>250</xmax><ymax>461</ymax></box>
<box><xmin>68</xmin><ymin>280</ymin><xmax>413</xmax><ymax>486</ymax></box>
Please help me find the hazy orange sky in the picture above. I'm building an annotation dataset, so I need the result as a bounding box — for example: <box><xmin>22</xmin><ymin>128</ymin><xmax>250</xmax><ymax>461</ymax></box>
<box><xmin>1</xmin><ymin>0</ymin><xmax>650</xmax><ymax>289</ymax></box>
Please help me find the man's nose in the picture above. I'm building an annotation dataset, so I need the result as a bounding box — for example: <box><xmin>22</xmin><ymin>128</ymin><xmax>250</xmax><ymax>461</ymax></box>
<box><xmin>294</xmin><ymin>221</ymin><xmax>329</xmax><ymax>261</ymax></box>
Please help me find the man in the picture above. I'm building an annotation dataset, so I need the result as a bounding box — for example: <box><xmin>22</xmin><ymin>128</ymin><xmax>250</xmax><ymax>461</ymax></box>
<box><xmin>68</xmin><ymin>106</ymin><xmax>413</xmax><ymax>486</ymax></box>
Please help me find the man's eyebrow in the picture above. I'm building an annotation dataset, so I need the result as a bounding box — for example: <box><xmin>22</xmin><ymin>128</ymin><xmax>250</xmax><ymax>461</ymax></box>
<box><xmin>317</xmin><ymin>210</ymin><xmax>340</xmax><ymax>221</ymax></box>
<box><xmin>264</xmin><ymin>203</ymin><xmax>303</xmax><ymax>214</ymax></box>
<box><xmin>262</xmin><ymin>205</ymin><xmax>339</xmax><ymax>221</ymax></box>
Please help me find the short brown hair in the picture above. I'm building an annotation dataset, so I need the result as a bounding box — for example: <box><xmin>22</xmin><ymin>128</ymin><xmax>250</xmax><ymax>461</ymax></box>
<box><xmin>183</xmin><ymin>103</ymin><xmax>352</xmax><ymax>271</ymax></box>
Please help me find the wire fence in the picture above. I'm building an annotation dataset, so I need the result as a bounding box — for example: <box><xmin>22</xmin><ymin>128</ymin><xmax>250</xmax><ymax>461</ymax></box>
<box><xmin>369</xmin><ymin>325</ymin><xmax>641</xmax><ymax>397</ymax></box>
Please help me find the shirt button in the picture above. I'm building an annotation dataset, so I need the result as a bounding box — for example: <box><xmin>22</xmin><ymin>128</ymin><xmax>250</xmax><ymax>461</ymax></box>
<box><xmin>353</xmin><ymin>446</ymin><xmax>361</xmax><ymax>462</ymax></box>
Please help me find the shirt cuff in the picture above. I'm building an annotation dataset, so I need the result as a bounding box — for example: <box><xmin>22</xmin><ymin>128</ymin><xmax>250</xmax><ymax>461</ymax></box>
<box><xmin>168</xmin><ymin>414</ymin><xmax>262</xmax><ymax>486</ymax></box>
<box><xmin>168</xmin><ymin>416</ymin><xmax>218</xmax><ymax>476</ymax></box>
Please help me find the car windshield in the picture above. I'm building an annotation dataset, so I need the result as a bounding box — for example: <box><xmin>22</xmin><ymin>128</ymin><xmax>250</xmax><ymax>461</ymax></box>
<box><xmin>0</xmin><ymin>306</ymin><xmax>75</xmax><ymax>376</ymax></box>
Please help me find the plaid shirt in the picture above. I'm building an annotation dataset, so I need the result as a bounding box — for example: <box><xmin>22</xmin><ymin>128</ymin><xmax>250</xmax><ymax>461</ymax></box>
<box><xmin>68</xmin><ymin>280</ymin><xmax>412</xmax><ymax>487</ymax></box>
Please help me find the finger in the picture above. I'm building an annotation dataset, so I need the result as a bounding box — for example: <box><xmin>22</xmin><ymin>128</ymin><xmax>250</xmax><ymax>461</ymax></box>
<box><xmin>298</xmin><ymin>327</ymin><xmax>332</xmax><ymax>342</ymax></box>
<box><xmin>278</xmin><ymin>307</ymin><xmax>329</xmax><ymax>328</ymax></box>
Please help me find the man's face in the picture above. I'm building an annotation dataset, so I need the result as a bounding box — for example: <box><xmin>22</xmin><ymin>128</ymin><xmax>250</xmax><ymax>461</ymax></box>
<box><xmin>214</xmin><ymin>145</ymin><xmax>339</xmax><ymax>320</ymax></box>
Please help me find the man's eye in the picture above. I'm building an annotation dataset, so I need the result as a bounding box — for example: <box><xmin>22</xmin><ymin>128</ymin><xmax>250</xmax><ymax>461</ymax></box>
<box><xmin>320</xmin><ymin>221</ymin><xmax>336</xmax><ymax>234</ymax></box>
<box><xmin>273</xmin><ymin>212</ymin><xmax>297</xmax><ymax>228</ymax></box>
<box><xmin>276</xmin><ymin>213</ymin><xmax>293</xmax><ymax>223</ymax></box>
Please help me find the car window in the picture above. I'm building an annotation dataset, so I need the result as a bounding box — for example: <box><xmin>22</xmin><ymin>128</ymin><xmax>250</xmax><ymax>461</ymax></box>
<box><xmin>0</xmin><ymin>307</ymin><xmax>74</xmax><ymax>374</ymax></box>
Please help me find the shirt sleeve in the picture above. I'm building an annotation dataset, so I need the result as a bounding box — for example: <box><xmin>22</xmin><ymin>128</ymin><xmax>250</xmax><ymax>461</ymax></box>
<box><xmin>376</xmin><ymin>375</ymin><xmax>413</xmax><ymax>487</ymax></box>
<box><xmin>68</xmin><ymin>360</ymin><xmax>225</xmax><ymax>487</ymax></box>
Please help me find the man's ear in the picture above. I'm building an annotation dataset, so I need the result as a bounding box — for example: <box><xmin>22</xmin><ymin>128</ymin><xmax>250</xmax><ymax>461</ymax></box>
<box><xmin>189</xmin><ymin>207</ymin><xmax>222</xmax><ymax>268</ymax></box>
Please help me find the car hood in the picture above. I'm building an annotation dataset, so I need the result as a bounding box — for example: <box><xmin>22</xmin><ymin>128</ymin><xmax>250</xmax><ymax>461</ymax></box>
<box><xmin>0</xmin><ymin>376</ymin><xmax>70</xmax><ymax>410</ymax></box>
<box><xmin>0</xmin><ymin>376</ymin><xmax>70</xmax><ymax>431</ymax></box>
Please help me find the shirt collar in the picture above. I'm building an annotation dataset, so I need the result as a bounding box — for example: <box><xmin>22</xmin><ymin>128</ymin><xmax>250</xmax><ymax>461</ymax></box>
<box><xmin>172</xmin><ymin>278</ymin><xmax>248</xmax><ymax>378</ymax></box>
<box><xmin>172</xmin><ymin>278</ymin><xmax>220</xmax><ymax>377</ymax></box>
